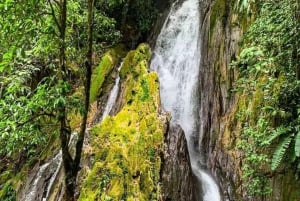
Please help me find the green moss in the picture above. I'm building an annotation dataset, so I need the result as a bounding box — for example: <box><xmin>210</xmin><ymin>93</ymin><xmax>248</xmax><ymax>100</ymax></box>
<box><xmin>90</xmin><ymin>53</ymin><xmax>116</xmax><ymax>102</ymax></box>
<box><xmin>79</xmin><ymin>44</ymin><xmax>166</xmax><ymax>201</ymax></box>
<box><xmin>90</xmin><ymin>45</ymin><xmax>128</xmax><ymax>103</ymax></box>
<box><xmin>120</xmin><ymin>43</ymin><xmax>151</xmax><ymax>80</ymax></box>
<box><xmin>0</xmin><ymin>171</ymin><xmax>12</xmax><ymax>185</ymax></box>
<box><xmin>210</xmin><ymin>0</ymin><xmax>226</xmax><ymax>34</ymax></box>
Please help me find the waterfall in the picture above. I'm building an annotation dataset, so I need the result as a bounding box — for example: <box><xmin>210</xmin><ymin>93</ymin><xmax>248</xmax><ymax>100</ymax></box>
<box><xmin>101</xmin><ymin>62</ymin><xmax>122</xmax><ymax>120</ymax></box>
<box><xmin>150</xmin><ymin>0</ymin><xmax>221</xmax><ymax>200</ymax></box>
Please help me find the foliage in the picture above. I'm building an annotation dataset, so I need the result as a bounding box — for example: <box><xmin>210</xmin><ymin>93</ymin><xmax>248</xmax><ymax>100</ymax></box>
<box><xmin>128</xmin><ymin>0</ymin><xmax>158</xmax><ymax>33</ymax></box>
<box><xmin>0</xmin><ymin>0</ymin><xmax>123</xmax><ymax>157</ymax></box>
<box><xmin>0</xmin><ymin>182</ymin><xmax>16</xmax><ymax>201</ymax></box>
<box><xmin>233</xmin><ymin>0</ymin><xmax>300</xmax><ymax>195</ymax></box>
<box><xmin>97</xmin><ymin>0</ymin><xmax>158</xmax><ymax>36</ymax></box>
<box><xmin>0</xmin><ymin>0</ymin><xmax>156</xmax><ymax>199</ymax></box>
<box><xmin>237</xmin><ymin>118</ymin><xmax>272</xmax><ymax>195</ymax></box>
<box><xmin>234</xmin><ymin>0</ymin><xmax>260</xmax><ymax>14</ymax></box>
<box><xmin>271</xmin><ymin>136</ymin><xmax>292</xmax><ymax>170</ymax></box>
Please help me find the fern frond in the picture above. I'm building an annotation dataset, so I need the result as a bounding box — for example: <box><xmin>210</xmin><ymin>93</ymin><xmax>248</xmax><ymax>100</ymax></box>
<box><xmin>266</xmin><ymin>126</ymin><xmax>291</xmax><ymax>145</ymax></box>
<box><xmin>295</xmin><ymin>132</ymin><xmax>300</xmax><ymax>157</ymax></box>
<box><xmin>271</xmin><ymin>136</ymin><xmax>292</xmax><ymax>170</ymax></box>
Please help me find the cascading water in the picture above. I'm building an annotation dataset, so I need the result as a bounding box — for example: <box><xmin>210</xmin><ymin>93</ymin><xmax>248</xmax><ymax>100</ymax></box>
<box><xmin>150</xmin><ymin>0</ymin><xmax>221</xmax><ymax>200</ymax></box>
<box><xmin>23</xmin><ymin>134</ymin><xmax>77</xmax><ymax>201</ymax></box>
<box><xmin>101</xmin><ymin>62</ymin><xmax>122</xmax><ymax>120</ymax></box>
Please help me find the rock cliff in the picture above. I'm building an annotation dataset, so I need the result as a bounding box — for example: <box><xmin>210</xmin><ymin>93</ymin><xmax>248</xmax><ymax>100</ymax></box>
<box><xmin>200</xmin><ymin>0</ymin><xmax>300</xmax><ymax>200</ymax></box>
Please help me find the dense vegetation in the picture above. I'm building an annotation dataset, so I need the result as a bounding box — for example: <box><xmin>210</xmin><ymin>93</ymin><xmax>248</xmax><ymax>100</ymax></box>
<box><xmin>1</xmin><ymin>0</ymin><xmax>299</xmax><ymax>200</ymax></box>
<box><xmin>233</xmin><ymin>0</ymin><xmax>300</xmax><ymax>196</ymax></box>
<box><xmin>0</xmin><ymin>0</ymin><xmax>159</xmax><ymax>200</ymax></box>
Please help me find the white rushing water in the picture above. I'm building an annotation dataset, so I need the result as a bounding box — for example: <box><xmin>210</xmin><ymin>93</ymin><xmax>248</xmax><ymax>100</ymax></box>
<box><xmin>101</xmin><ymin>62</ymin><xmax>122</xmax><ymax>120</ymax></box>
<box><xmin>150</xmin><ymin>0</ymin><xmax>221</xmax><ymax>200</ymax></box>
<box><xmin>25</xmin><ymin>162</ymin><xmax>50</xmax><ymax>201</ymax></box>
<box><xmin>24</xmin><ymin>152</ymin><xmax>62</xmax><ymax>201</ymax></box>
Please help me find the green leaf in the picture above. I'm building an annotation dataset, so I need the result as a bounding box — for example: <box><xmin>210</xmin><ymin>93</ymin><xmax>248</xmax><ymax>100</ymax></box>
<box><xmin>271</xmin><ymin>136</ymin><xmax>292</xmax><ymax>170</ymax></box>
<box><xmin>266</xmin><ymin>126</ymin><xmax>291</xmax><ymax>144</ymax></box>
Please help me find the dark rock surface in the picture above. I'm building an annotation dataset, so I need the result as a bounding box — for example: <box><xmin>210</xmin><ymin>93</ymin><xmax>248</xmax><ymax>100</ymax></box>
<box><xmin>160</xmin><ymin>123</ymin><xmax>199</xmax><ymax>201</ymax></box>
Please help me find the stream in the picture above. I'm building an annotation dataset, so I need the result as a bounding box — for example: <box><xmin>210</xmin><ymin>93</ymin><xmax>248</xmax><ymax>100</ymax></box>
<box><xmin>150</xmin><ymin>0</ymin><xmax>221</xmax><ymax>200</ymax></box>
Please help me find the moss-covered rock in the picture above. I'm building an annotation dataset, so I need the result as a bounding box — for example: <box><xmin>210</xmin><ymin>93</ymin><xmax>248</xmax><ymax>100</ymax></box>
<box><xmin>90</xmin><ymin>45</ymin><xmax>127</xmax><ymax>103</ymax></box>
<box><xmin>119</xmin><ymin>43</ymin><xmax>151</xmax><ymax>80</ymax></box>
<box><xmin>90</xmin><ymin>52</ymin><xmax>117</xmax><ymax>103</ymax></box>
<box><xmin>210</xmin><ymin>0</ymin><xmax>226</xmax><ymax>34</ymax></box>
<box><xmin>79</xmin><ymin>44</ymin><xmax>167</xmax><ymax>201</ymax></box>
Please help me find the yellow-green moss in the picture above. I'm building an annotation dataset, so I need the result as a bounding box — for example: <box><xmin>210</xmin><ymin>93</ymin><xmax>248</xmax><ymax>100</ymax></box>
<box><xmin>79</xmin><ymin>44</ymin><xmax>166</xmax><ymax>201</ymax></box>
<box><xmin>90</xmin><ymin>53</ymin><xmax>116</xmax><ymax>102</ymax></box>
<box><xmin>90</xmin><ymin>45</ymin><xmax>128</xmax><ymax>103</ymax></box>
<box><xmin>120</xmin><ymin>44</ymin><xmax>151</xmax><ymax>80</ymax></box>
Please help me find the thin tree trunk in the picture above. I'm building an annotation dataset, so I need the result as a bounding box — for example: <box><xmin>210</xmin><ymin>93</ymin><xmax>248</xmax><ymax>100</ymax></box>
<box><xmin>55</xmin><ymin>0</ymin><xmax>94</xmax><ymax>200</ymax></box>
<box><xmin>73</xmin><ymin>0</ymin><xmax>94</xmax><ymax>175</ymax></box>
<box><xmin>56</xmin><ymin>0</ymin><xmax>76</xmax><ymax>200</ymax></box>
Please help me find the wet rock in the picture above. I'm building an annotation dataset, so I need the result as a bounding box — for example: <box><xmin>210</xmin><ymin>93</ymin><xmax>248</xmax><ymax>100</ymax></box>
<box><xmin>160</xmin><ymin>124</ymin><xmax>198</xmax><ymax>201</ymax></box>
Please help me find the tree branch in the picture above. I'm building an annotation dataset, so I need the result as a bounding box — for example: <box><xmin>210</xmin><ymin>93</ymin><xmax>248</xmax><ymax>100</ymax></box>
<box><xmin>16</xmin><ymin>112</ymin><xmax>55</xmax><ymax>128</ymax></box>
<box><xmin>47</xmin><ymin>0</ymin><xmax>62</xmax><ymax>33</ymax></box>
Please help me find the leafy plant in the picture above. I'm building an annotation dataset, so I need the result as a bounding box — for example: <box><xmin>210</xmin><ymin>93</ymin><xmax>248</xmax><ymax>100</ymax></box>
<box><xmin>233</xmin><ymin>0</ymin><xmax>300</xmax><ymax>195</ymax></box>
<box><xmin>0</xmin><ymin>183</ymin><xmax>16</xmax><ymax>201</ymax></box>
<box><xmin>271</xmin><ymin>136</ymin><xmax>292</xmax><ymax>170</ymax></box>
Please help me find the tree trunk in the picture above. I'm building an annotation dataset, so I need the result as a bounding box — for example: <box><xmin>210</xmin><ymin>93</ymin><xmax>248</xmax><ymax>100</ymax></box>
<box><xmin>73</xmin><ymin>0</ymin><xmax>94</xmax><ymax>176</ymax></box>
<box><xmin>57</xmin><ymin>0</ymin><xmax>77</xmax><ymax>200</ymax></box>
<box><xmin>53</xmin><ymin>0</ymin><xmax>94</xmax><ymax>199</ymax></box>
<box><xmin>58</xmin><ymin>0</ymin><xmax>94</xmax><ymax>200</ymax></box>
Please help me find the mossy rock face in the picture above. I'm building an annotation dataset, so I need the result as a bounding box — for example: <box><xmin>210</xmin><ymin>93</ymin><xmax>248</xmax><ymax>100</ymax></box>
<box><xmin>120</xmin><ymin>44</ymin><xmax>151</xmax><ymax>80</ymax></box>
<box><xmin>0</xmin><ymin>171</ymin><xmax>15</xmax><ymax>201</ymax></box>
<box><xmin>210</xmin><ymin>0</ymin><xmax>226</xmax><ymax>34</ymax></box>
<box><xmin>79</xmin><ymin>44</ymin><xmax>167</xmax><ymax>201</ymax></box>
<box><xmin>90</xmin><ymin>46</ymin><xmax>127</xmax><ymax>103</ymax></box>
<box><xmin>90</xmin><ymin>52</ymin><xmax>116</xmax><ymax>103</ymax></box>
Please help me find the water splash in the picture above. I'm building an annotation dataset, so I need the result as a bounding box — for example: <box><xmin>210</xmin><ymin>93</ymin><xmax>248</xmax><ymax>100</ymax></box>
<box><xmin>150</xmin><ymin>0</ymin><xmax>221</xmax><ymax>200</ymax></box>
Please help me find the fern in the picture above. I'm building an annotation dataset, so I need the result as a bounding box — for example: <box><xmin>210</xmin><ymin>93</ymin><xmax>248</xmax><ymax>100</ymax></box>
<box><xmin>295</xmin><ymin>132</ymin><xmax>300</xmax><ymax>157</ymax></box>
<box><xmin>265</xmin><ymin>126</ymin><xmax>291</xmax><ymax>145</ymax></box>
<box><xmin>271</xmin><ymin>136</ymin><xmax>292</xmax><ymax>170</ymax></box>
